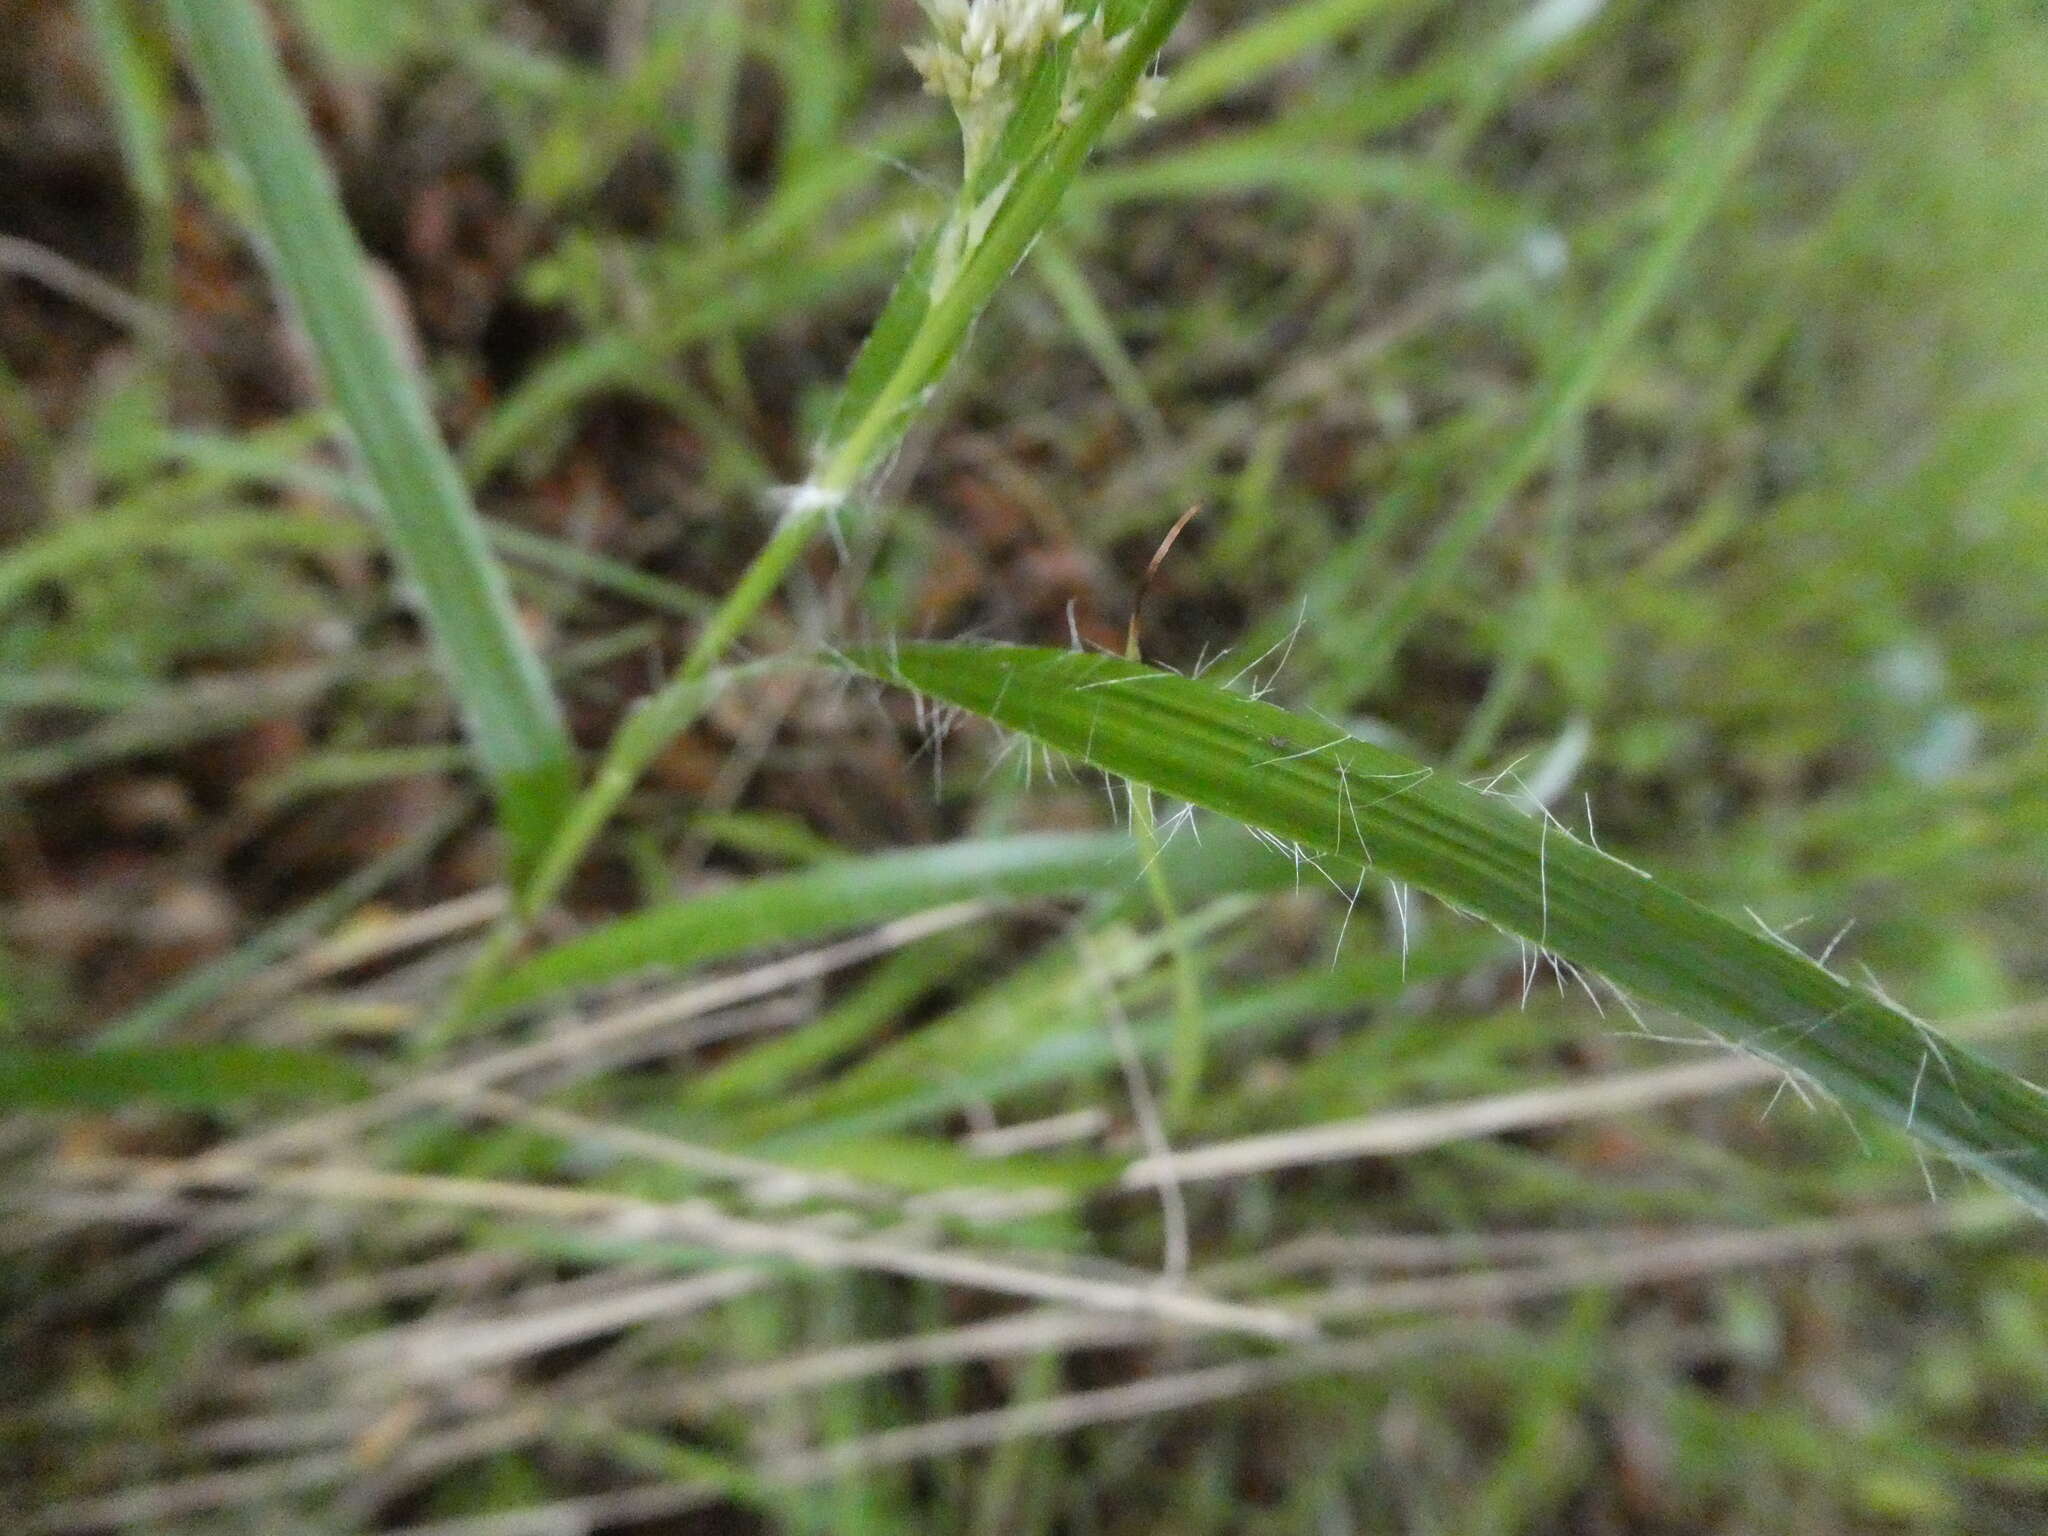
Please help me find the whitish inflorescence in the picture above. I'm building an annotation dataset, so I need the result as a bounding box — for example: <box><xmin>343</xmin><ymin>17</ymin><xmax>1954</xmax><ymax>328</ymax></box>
<box><xmin>906</xmin><ymin>0</ymin><xmax>1162</xmax><ymax>180</ymax></box>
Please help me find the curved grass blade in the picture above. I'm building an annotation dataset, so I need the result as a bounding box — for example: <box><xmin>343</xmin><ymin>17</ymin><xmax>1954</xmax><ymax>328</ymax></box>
<box><xmin>167</xmin><ymin>0</ymin><xmax>575</xmax><ymax>877</ymax></box>
<box><xmin>0</xmin><ymin>505</ymin><xmax>366</xmax><ymax>615</ymax></box>
<box><xmin>847</xmin><ymin>643</ymin><xmax>2048</xmax><ymax>1217</ymax></box>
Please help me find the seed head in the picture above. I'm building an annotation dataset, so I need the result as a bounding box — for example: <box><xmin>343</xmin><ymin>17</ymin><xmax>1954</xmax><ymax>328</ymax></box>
<box><xmin>908</xmin><ymin>0</ymin><xmax>1094</xmax><ymax>173</ymax></box>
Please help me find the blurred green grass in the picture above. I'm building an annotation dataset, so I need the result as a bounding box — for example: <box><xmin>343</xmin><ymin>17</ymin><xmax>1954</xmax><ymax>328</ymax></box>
<box><xmin>4</xmin><ymin>0</ymin><xmax>2048</xmax><ymax>1530</ymax></box>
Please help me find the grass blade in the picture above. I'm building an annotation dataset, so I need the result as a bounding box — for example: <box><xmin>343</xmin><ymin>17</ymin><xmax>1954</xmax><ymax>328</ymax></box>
<box><xmin>849</xmin><ymin>643</ymin><xmax>2048</xmax><ymax>1217</ymax></box>
<box><xmin>165</xmin><ymin>0</ymin><xmax>575</xmax><ymax>876</ymax></box>
<box><xmin>748</xmin><ymin>932</ymin><xmax>1501</xmax><ymax>1148</ymax></box>
<box><xmin>481</xmin><ymin>832</ymin><xmax>1134</xmax><ymax>1016</ymax></box>
<box><xmin>0</xmin><ymin>1045</ymin><xmax>368</xmax><ymax>1111</ymax></box>
<box><xmin>1153</xmin><ymin>0</ymin><xmax>1409</xmax><ymax>120</ymax></box>
<box><xmin>481</xmin><ymin>814</ymin><xmax>1332</xmax><ymax>1020</ymax></box>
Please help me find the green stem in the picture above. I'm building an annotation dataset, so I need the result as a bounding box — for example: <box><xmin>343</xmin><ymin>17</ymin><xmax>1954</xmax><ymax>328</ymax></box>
<box><xmin>432</xmin><ymin>457</ymin><xmax>847</xmax><ymax>1043</ymax></box>
<box><xmin>432</xmin><ymin>505</ymin><xmax>846</xmax><ymax>1043</ymax></box>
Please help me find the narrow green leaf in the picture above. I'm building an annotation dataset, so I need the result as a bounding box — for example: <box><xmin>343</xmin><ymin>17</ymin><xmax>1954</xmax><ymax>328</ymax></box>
<box><xmin>0</xmin><ymin>1045</ymin><xmax>369</xmax><ymax>1112</ymax></box>
<box><xmin>0</xmin><ymin>505</ymin><xmax>365</xmax><ymax>614</ymax></box>
<box><xmin>481</xmin><ymin>832</ymin><xmax>1135</xmax><ymax>1015</ymax></box>
<box><xmin>680</xmin><ymin>933</ymin><xmax>983</xmax><ymax>1110</ymax></box>
<box><xmin>482</xmin><ymin>815</ymin><xmax>1323</xmax><ymax>1021</ymax></box>
<box><xmin>166</xmin><ymin>0</ymin><xmax>575</xmax><ymax>876</ymax></box>
<box><xmin>750</xmin><ymin>931</ymin><xmax>1500</xmax><ymax>1148</ymax></box>
<box><xmin>849</xmin><ymin>643</ymin><xmax>2048</xmax><ymax>1217</ymax></box>
<box><xmin>816</xmin><ymin>227</ymin><xmax>940</xmax><ymax>460</ymax></box>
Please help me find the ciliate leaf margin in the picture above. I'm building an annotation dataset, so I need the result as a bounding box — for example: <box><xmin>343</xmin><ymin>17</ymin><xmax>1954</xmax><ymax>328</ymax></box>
<box><xmin>844</xmin><ymin>641</ymin><xmax>2048</xmax><ymax>1217</ymax></box>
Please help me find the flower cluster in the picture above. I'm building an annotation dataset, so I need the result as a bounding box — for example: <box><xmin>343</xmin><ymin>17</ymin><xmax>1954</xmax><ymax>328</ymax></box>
<box><xmin>1066</xmin><ymin>11</ymin><xmax>1163</xmax><ymax>125</ymax></box>
<box><xmin>906</xmin><ymin>0</ymin><xmax>1158</xmax><ymax>177</ymax></box>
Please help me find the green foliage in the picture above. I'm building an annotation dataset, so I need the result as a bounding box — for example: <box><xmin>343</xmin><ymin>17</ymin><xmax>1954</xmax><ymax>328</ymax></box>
<box><xmin>812</xmin><ymin>0</ymin><xmax>1195</xmax><ymax>497</ymax></box>
<box><xmin>481</xmin><ymin>832</ymin><xmax>1138</xmax><ymax>1014</ymax></box>
<box><xmin>851</xmin><ymin>641</ymin><xmax>2048</xmax><ymax>1214</ymax></box>
<box><xmin>166</xmin><ymin>0</ymin><xmax>576</xmax><ymax>877</ymax></box>
<box><xmin>440</xmin><ymin>0</ymin><xmax>1202</xmax><ymax>1020</ymax></box>
<box><xmin>23</xmin><ymin>0</ymin><xmax>2048</xmax><ymax>1527</ymax></box>
<box><xmin>0</xmin><ymin>1044</ymin><xmax>367</xmax><ymax>1111</ymax></box>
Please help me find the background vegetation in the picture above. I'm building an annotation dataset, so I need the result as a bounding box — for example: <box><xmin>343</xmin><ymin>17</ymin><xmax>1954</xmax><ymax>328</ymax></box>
<box><xmin>4</xmin><ymin>0</ymin><xmax>2047</xmax><ymax>1530</ymax></box>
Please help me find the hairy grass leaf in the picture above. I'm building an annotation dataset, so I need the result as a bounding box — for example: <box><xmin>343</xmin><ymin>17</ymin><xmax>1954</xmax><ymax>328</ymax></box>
<box><xmin>848</xmin><ymin>643</ymin><xmax>2048</xmax><ymax>1216</ymax></box>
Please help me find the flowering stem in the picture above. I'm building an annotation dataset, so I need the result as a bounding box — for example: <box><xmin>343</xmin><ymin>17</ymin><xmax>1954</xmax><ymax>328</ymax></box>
<box><xmin>433</xmin><ymin>0</ymin><xmax>1192</xmax><ymax>1039</ymax></box>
